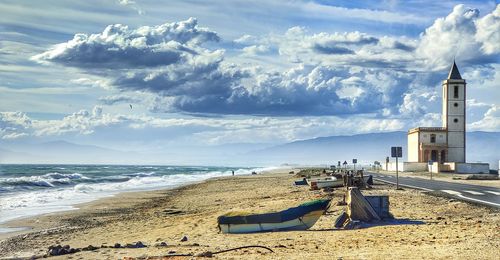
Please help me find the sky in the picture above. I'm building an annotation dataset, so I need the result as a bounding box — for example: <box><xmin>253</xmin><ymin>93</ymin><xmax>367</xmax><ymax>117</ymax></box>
<box><xmin>0</xmin><ymin>0</ymin><xmax>499</xmax><ymax>162</ymax></box>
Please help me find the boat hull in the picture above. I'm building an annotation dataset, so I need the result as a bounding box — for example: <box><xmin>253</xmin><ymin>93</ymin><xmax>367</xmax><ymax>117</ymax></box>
<box><xmin>219</xmin><ymin>209</ymin><xmax>324</xmax><ymax>233</ymax></box>
<box><xmin>308</xmin><ymin>177</ymin><xmax>343</xmax><ymax>189</ymax></box>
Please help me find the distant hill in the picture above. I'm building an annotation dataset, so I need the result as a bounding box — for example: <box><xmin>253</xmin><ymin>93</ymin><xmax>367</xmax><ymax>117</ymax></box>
<box><xmin>248</xmin><ymin>131</ymin><xmax>499</xmax><ymax>168</ymax></box>
<box><xmin>0</xmin><ymin>132</ymin><xmax>497</xmax><ymax>168</ymax></box>
<box><xmin>0</xmin><ymin>140</ymin><xmax>138</xmax><ymax>164</ymax></box>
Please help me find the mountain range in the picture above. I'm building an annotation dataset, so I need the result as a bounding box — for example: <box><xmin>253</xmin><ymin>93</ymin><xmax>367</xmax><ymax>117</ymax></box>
<box><xmin>0</xmin><ymin>131</ymin><xmax>498</xmax><ymax>168</ymax></box>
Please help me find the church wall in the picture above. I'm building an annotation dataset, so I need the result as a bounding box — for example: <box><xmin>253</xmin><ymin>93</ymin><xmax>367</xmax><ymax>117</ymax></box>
<box><xmin>447</xmin><ymin>101</ymin><xmax>465</xmax><ymax>116</ymax></box>
<box><xmin>419</xmin><ymin>131</ymin><xmax>446</xmax><ymax>144</ymax></box>
<box><xmin>448</xmin><ymin>131</ymin><xmax>464</xmax><ymax>147</ymax></box>
<box><xmin>447</xmin><ymin>84</ymin><xmax>465</xmax><ymax>101</ymax></box>
<box><xmin>408</xmin><ymin>132</ymin><xmax>419</xmax><ymax>162</ymax></box>
<box><xmin>447</xmin><ymin>115</ymin><xmax>465</xmax><ymax>131</ymax></box>
<box><xmin>448</xmin><ymin>147</ymin><xmax>465</xmax><ymax>162</ymax></box>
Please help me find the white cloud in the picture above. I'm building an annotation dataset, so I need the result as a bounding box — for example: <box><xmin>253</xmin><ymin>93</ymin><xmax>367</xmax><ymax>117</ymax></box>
<box><xmin>475</xmin><ymin>4</ymin><xmax>500</xmax><ymax>54</ymax></box>
<box><xmin>29</xmin><ymin>5</ymin><xmax>500</xmax><ymax>121</ymax></box>
<box><xmin>469</xmin><ymin>105</ymin><xmax>500</xmax><ymax>131</ymax></box>
<box><xmin>301</xmin><ymin>2</ymin><xmax>428</xmax><ymax>25</ymax></box>
<box><xmin>416</xmin><ymin>4</ymin><xmax>500</xmax><ymax>69</ymax></box>
<box><xmin>32</xmin><ymin>18</ymin><xmax>220</xmax><ymax>68</ymax></box>
<box><xmin>242</xmin><ymin>45</ymin><xmax>271</xmax><ymax>56</ymax></box>
<box><xmin>117</xmin><ymin>0</ymin><xmax>144</xmax><ymax>15</ymax></box>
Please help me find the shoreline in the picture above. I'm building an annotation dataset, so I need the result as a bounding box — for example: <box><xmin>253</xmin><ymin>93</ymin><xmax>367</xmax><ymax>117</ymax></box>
<box><xmin>0</xmin><ymin>167</ymin><xmax>291</xmax><ymax>240</ymax></box>
<box><xmin>1</xmin><ymin>169</ymin><xmax>499</xmax><ymax>259</ymax></box>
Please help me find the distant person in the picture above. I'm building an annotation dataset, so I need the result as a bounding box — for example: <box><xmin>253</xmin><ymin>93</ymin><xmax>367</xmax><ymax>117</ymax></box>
<box><xmin>232</xmin><ymin>170</ymin><xmax>234</xmax><ymax>176</ymax></box>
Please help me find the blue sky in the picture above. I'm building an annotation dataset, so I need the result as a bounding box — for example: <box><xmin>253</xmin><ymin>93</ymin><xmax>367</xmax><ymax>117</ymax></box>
<box><xmin>0</xmin><ymin>0</ymin><xmax>499</xmax><ymax>158</ymax></box>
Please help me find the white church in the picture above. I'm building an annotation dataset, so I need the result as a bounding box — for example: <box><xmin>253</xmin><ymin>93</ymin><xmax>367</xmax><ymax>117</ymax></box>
<box><xmin>387</xmin><ymin>62</ymin><xmax>490</xmax><ymax>174</ymax></box>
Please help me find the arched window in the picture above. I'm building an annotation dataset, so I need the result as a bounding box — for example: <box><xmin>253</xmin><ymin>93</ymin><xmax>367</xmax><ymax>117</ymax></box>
<box><xmin>454</xmin><ymin>86</ymin><xmax>459</xmax><ymax>98</ymax></box>
<box><xmin>430</xmin><ymin>134</ymin><xmax>436</xmax><ymax>143</ymax></box>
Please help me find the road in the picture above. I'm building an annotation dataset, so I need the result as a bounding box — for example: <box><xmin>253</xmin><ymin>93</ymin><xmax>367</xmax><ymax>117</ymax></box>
<box><xmin>368</xmin><ymin>171</ymin><xmax>500</xmax><ymax>209</ymax></box>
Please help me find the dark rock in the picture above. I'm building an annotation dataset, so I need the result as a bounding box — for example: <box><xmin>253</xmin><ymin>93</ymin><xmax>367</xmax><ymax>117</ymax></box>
<box><xmin>197</xmin><ymin>251</ymin><xmax>213</xmax><ymax>257</ymax></box>
<box><xmin>156</xmin><ymin>242</ymin><xmax>168</xmax><ymax>247</ymax></box>
<box><xmin>114</xmin><ymin>243</ymin><xmax>121</xmax><ymax>248</ymax></box>
<box><xmin>48</xmin><ymin>245</ymin><xmax>62</xmax><ymax>256</ymax></box>
<box><xmin>168</xmin><ymin>250</ymin><xmax>176</xmax><ymax>254</ymax></box>
<box><xmin>82</xmin><ymin>245</ymin><xmax>99</xmax><ymax>251</ymax></box>
<box><xmin>135</xmin><ymin>241</ymin><xmax>146</xmax><ymax>248</ymax></box>
<box><xmin>192</xmin><ymin>243</ymin><xmax>200</xmax><ymax>246</ymax></box>
<box><xmin>180</xmin><ymin>236</ymin><xmax>188</xmax><ymax>242</ymax></box>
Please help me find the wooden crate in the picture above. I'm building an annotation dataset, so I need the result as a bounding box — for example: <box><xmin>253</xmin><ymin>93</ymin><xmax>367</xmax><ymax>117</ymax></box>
<box><xmin>365</xmin><ymin>195</ymin><xmax>390</xmax><ymax>219</ymax></box>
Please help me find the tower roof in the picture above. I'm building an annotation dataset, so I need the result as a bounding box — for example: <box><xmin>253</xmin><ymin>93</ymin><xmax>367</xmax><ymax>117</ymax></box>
<box><xmin>447</xmin><ymin>61</ymin><xmax>462</xmax><ymax>79</ymax></box>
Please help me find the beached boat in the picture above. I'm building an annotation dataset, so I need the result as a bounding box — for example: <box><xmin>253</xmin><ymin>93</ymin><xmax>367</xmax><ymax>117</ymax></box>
<box><xmin>308</xmin><ymin>176</ymin><xmax>343</xmax><ymax>189</ymax></box>
<box><xmin>294</xmin><ymin>178</ymin><xmax>308</xmax><ymax>185</ymax></box>
<box><xmin>217</xmin><ymin>199</ymin><xmax>331</xmax><ymax>233</ymax></box>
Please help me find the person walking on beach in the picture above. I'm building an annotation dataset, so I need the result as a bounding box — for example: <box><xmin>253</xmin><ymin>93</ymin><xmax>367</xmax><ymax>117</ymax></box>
<box><xmin>232</xmin><ymin>170</ymin><xmax>234</xmax><ymax>176</ymax></box>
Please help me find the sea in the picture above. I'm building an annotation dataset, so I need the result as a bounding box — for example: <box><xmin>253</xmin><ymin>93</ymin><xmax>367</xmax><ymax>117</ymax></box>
<box><xmin>0</xmin><ymin>164</ymin><xmax>273</xmax><ymax>233</ymax></box>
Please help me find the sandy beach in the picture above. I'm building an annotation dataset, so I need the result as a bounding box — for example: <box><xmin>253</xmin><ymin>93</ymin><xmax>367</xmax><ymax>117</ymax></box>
<box><xmin>1</xmin><ymin>169</ymin><xmax>499</xmax><ymax>259</ymax></box>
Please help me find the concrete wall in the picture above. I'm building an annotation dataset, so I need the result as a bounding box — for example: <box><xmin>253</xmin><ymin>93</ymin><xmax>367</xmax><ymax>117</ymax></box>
<box><xmin>428</xmin><ymin>162</ymin><xmax>440</xmax><ymax>173</ymax></box>
<box><xmin>442</xmin><ymin>162</ymin><xmax>455</xmax><ymax>172</ymax></box>
<box><xmin>384</xmin><ymin>162</ymin><xmax>427</xmax><ymax>172</ymax></box>
<box><xmin>404</xmin><ymin>162</ymin><xmax>428</xmax><ymax>172</ymax></box>
<box><xmin>407</xmin><ymin>132</ymin><xmax>419</xmax><ymax>162</ymax></box>
<box><xmin>455</xmin><ymin>163</ymin><xmax>489</xmax><ymax>174</ymax></box>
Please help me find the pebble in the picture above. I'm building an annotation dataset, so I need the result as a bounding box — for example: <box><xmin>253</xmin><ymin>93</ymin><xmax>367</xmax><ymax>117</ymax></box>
<box><xmin>155</xmin><ymin>241</ymin><xmax>168</xmax><ymax>247</ymax></box>
<box><xmin>181</xmin><ymin>236</ymin><xmax>188</xmax><ymax>242</ymax></box>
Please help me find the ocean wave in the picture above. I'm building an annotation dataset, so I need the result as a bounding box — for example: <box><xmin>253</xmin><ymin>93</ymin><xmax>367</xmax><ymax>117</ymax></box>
<box><xmin>0</xmin><ymin>172</ymin><xmax>88</xmax><ymax>189</ymax></box>
<box><xmin>0</xmin><ymin>165</ymin><xmax>285</xmax><ymax>226</ymax></box>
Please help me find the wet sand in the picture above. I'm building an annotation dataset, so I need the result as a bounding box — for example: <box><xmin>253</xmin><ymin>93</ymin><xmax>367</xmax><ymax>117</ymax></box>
<box><xmin>0</xmin><ymin>170</ymin><xmax>499</xmax><ymax>259</ymax></box>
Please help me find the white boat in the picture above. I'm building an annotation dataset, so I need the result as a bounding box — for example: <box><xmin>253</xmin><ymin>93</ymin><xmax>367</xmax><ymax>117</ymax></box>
<box><xmin>217</xmin><ymin>199</ymin><xmax>330</xmax><ymax>233</ymax></box>
<box><xmin>308</xmin><ymin>176</ymin><xmax>343</xmax><ymax>189</ymax></box>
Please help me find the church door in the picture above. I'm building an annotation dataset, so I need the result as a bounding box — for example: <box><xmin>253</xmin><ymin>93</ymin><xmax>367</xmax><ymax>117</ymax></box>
<box><xmin>440</xmin><ymin>150</ymin><xmax>446</xmax><ymax>163</ymax></box>
<box><xmin>431</xmin><ymin>150</ymin><xmax>438</xmax><ymax>162</ymax></box>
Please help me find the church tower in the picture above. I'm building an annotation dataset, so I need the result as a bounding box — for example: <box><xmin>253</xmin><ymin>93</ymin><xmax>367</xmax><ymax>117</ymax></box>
<box><xmin>442</xmin><ymin>61</ymin><xmax>466</xmax><ymax>162</ymax></box>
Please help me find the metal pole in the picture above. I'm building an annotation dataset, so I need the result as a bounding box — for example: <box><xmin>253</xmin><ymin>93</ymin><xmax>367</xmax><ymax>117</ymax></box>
<box><xmin>430</xmin><ymin>163</ymin><xmax>433</xmax><ymax>180</ymax></box>
<box><xmin>396</xmin><ymin>156</ymin><xmax>399</xmax><ymax>189</ymax></box>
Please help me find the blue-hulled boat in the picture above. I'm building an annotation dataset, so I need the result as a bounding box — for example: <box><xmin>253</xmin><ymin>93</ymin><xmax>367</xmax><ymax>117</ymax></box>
<box><xmin>217</xmin><ymin>199</ymin><xmax>331</xmax><ymax>233</ymax></box>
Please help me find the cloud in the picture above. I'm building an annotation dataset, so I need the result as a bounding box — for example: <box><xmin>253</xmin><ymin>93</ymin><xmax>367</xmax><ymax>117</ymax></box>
<box><xmin>32</xmin><ymin>6</ymin><xmax>499</xmax><ymax>118</ymax></box>
<box><xmin>276</xmin><ymin>27</ymin><xmax>416</xmax><ymax>66</ymax></box>
<box><xmin>98</xmin><ymin>94</ymin><xmax>143</xmax><ymax>105</ymax></box>
<box><xmin>0</xmin><ymin>112</ymin><xmax>32</xmax><ymax>140</ymax></box>
<box><xmin>242</xmin><ymin>45</ymin><xmax>272</xmax><ymax>56</ymax></box>
<box><xmin>0</xmin><ymin>107</ymin><xmax>407</xmax><ymax>145</ymax></box>
<box><xmin>475</xmin><ymin>4</ymin><xmax>500</xmax><ymax>54</ymax></box>
<box><xmin>469</xmin><ymin>105</ymin><xmax>500</xmax><ymax>131</ymax></box>
<box><xmin>32</xmin><ymin>18</ymin><xmax>220</xmax><ymax>69</ymax></box>
<box><xmin>312</xmin><ymin>44</ymin><xmax>354</xmax><ymax>55</ymax></box>
<box><xmin>416</xmin><ymin>4</ymin><xmax>500</xmax><ymax>69</ymax></box>
<box><xmin>117</xmin><ymin>0</ymin><xmax>145</xmax><ymax>15</ymax></box>
<box><xmin>301</xmin><ymin>2</ymin><xmax>428</xmax><ymax>24</ymax></box>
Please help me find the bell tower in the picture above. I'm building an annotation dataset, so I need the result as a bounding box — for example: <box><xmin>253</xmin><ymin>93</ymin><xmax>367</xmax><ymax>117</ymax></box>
<box><xmin>442</xmin><ymin>61</ymin><xmax>466</xmax><ymax>162</ymax></box>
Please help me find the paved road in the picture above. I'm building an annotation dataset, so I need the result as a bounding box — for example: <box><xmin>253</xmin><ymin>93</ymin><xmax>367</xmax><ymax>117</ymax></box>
<box><xmin>368</xmin><ymin>171</ymin><xmax>500</xmax><ymax>209</ymax></box>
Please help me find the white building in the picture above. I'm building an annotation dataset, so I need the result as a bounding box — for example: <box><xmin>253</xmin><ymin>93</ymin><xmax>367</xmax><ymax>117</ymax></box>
<box><xmin>407</xmin><ymin>61</ymin><xmax>465</xmax><ymax>164</ymax></box>
<box><xmin>389</xmin><ymin>62</ymin><xmax>489</xmax><ymax>174</ymax></box>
